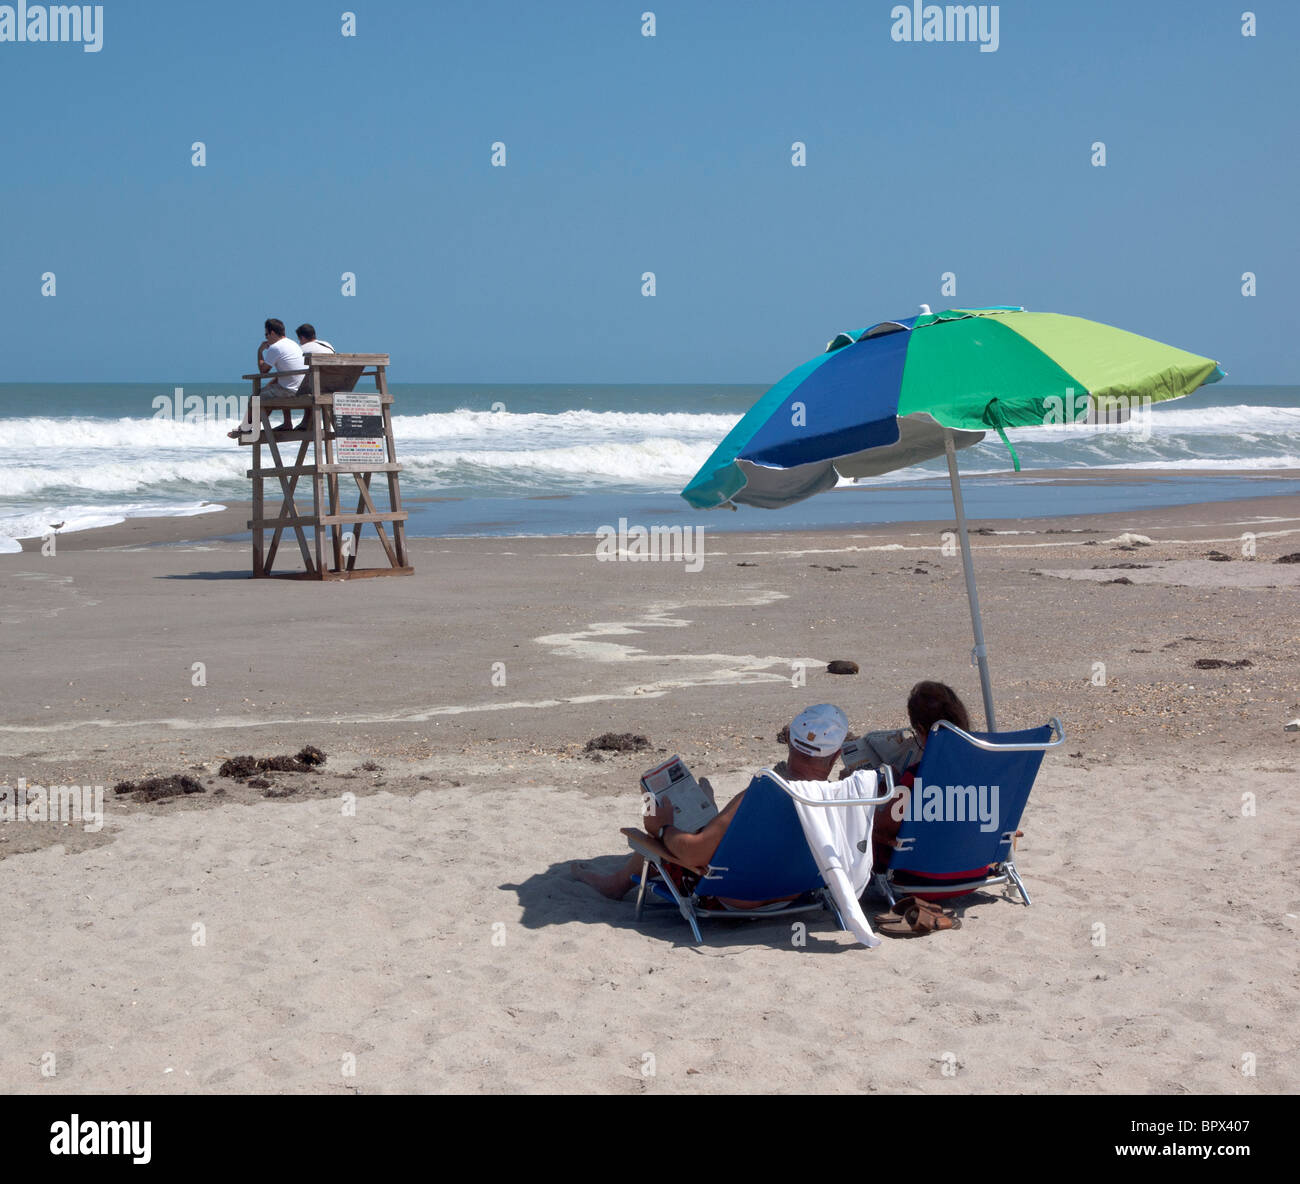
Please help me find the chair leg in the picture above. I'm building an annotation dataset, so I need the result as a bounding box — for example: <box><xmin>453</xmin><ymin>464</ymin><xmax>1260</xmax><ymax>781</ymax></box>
<box><xmin>641</xmin><ymin>857</ymin><xmax>703</xmax><ymax>944</ymax></box>
<box><xmin>874</xmin><ymin>873</ymin><xmax>897</xmax><ymax>908</ymax></box>
<box><xmin>823</xmin><ymin>888</ymin><xmax>848</xmax><ymax>932</ymax></box>
<box><xmin>634</xmin><ymin>869</ymin><xmax>649</xmax><ymax>920</ymax></box>
<box><xmin>1005</xmin><ymin>862</ymin><xmax>1032</xmax><ymax>906</ymax></box>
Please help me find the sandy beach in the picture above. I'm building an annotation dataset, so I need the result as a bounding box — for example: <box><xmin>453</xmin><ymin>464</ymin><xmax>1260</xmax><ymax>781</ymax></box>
<box><xmin>1</xmin><ymin>491</ymin><xmax>1298</xmax><ymax>1094</ymax></box>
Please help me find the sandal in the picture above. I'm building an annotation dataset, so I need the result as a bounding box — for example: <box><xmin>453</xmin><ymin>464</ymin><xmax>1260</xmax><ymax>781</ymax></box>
<box><xmin>874</xmin><ymin>895</ymin><xmax>952</xmax><ymax>926</ymax></box>
<box><xmin>876</xmin><ymin>902</ymin><xmax>962</xmax><ymax>937</ymax></box>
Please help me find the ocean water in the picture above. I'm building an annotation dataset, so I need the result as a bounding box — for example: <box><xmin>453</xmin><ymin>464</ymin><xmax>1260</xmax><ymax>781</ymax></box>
<box><xmin>0</xmin><ymin>383</ymin><xmax>1296</xmax><ymax>550</ymax></box>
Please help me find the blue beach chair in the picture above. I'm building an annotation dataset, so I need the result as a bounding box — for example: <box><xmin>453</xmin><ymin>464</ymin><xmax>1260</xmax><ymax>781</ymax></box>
<box><xmin>874</xmin><ymin>718</ymin><xmax>1065</xmax><ymax>907</ymax></box>
<box><xmin>621</xmin><ymin>768</ymin><xmax>894</xmax><ymax>945</ymax></box>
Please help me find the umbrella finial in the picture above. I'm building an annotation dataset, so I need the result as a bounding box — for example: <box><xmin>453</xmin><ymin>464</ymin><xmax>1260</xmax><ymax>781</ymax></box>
<box><xmin>918</xmin><ymin>304</ymin><xmax>932</xmax><ymax>316</ymax></box>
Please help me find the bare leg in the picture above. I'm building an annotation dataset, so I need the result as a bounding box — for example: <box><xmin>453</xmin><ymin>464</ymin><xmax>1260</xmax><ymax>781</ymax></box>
<box><xmin>571</xmin><ymin>852</ymin><xmax>643</xmax><ymax>900</ymax></box>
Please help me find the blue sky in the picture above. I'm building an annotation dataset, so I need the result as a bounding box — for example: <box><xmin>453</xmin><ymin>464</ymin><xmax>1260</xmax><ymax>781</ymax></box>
<box><xmin>0</xmin><ymin>0</ymin><xmax>1295</xmax><ymax>383</ymax></box>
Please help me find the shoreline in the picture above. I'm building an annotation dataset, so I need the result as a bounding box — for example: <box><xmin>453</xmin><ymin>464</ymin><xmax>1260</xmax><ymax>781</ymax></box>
<box><xmin>9</xmin><ymin>467</ymin><xmax>1300</xmax><ymax>552</ymax></box>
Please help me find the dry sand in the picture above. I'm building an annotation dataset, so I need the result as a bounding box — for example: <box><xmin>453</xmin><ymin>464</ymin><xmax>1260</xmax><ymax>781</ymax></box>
<box><xmin>1</xmin><ymin>493</ymin><xmax>1297</xmax><ymax>1093</ymax></box>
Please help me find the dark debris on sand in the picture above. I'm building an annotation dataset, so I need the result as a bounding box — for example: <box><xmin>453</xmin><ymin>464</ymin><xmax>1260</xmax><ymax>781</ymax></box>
<box><xmin>219</xmin><ymin>746</ymin><xmax>328</xmax><ymax>780</ymax></box>
<box><xmin>1276</xmin><ymin>553</ymin><xmax>1300</xmax><ymax>564</ymax></box>
<box><xmin>827</xmin><ymin>659</ymin><xmax>860</xmax><ymax>675</ymax></box>
<box><xmin>113</xmin><ymin>775</ymin><xmax>206</xmax><ymax>803</ymax></box>
<box><xmin>1193</xmin><ymin>658</ymin><xmax>1253</xmax><ymax>670</ymax></box>
<box><xmin>585</xmin><ymin>733</ymin><xmax>651</xmax><ymax>757</ymax></box>
<box><xmin>258</xmin><ymin>755</ymin><xmax>306</xmax><ymax>772</ymax></box>
<box><xmin>1205</xmin><ymin>550</ymin><xmax>1234</xmax><ymax>562</ymax></box>
<box><xmin>218</xmin><ymin>755</ymin><xmax>259</xmax><ymax>779</ymax></box>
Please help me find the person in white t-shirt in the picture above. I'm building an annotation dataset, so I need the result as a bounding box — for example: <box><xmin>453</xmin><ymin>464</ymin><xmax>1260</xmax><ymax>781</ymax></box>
<box><xmin>230</xmin><ymin>318</ymin><xmax>307</xmax><ymax>436</ymax></box>
<box><xmin>257</xmin><ymin>317</ymin><xmax>306</xmax><ymax>432</ymax></box>
<box><xmin>290</xmin><ymin>325</ymin><xmax>337</xmax><ymax>436</ymax></box>
<box><xmin>295</xmin><ymin>323</ymin><xmax>335</xmax><ymax>355</ymax></box>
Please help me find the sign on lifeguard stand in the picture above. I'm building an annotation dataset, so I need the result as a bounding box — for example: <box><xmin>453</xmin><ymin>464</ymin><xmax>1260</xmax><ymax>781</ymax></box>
<box><xmin>238</xmin><ymin>353</ymin><xmax>412</xmax><ymax>579</ymax></box>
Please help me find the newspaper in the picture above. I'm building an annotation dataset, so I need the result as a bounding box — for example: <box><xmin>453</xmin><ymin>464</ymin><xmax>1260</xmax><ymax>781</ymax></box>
<box><xmin>639</xmin><ymin>755</ymin><xmax>718</xmax><ymax>835</ymax></box>
<box><xmin>840</xmin><ymin>728</ymin><xmax>920</xmax><ymax>778</ymax></box>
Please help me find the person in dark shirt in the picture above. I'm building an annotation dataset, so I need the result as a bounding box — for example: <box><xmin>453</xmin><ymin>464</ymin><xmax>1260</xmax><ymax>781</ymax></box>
<box><xmin>871</xmin><ymin>680</ymin><xmax>980</xmax><ymax>899</ymax></box>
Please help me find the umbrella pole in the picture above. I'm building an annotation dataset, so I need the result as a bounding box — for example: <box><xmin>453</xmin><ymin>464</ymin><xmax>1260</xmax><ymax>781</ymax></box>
<box><xmin>944</xmin><ymin>430</ymin><xmax>998</xmax><ymax>731</ymax></box>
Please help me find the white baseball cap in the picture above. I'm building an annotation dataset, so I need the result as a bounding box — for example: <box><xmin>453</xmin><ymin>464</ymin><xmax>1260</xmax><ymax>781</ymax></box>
<box><xmin>788</xmin><ymin>704</ymin><xmax>849</xmax><ymax>757</ymax></box>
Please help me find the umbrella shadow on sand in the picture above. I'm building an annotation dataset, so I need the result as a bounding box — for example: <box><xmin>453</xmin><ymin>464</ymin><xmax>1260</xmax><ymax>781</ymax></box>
<box><xmin>502</xmin><ymin>859</ymin><xmax>881</xmax><ymax>954</ymax></box>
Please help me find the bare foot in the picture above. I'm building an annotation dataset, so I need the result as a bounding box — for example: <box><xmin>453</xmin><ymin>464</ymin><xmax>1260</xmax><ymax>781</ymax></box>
<box><xmin>570</xmin><ymin>861</ymin><xmax>633</xmax><ymax>900</ymax></box>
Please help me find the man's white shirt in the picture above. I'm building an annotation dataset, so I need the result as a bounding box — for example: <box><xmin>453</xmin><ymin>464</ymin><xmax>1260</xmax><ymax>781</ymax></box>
<box><xmin>264</xmin><ymin>337</ymin><xmax>306</xmax><ymax>390</ymax></box>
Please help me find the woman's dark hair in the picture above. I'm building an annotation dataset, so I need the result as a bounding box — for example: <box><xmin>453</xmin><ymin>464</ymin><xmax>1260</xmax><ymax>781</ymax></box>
<box><xmin>906</xmin><ymin>680</ymin><xmax>971</xmax><ymax>739</ymax></box>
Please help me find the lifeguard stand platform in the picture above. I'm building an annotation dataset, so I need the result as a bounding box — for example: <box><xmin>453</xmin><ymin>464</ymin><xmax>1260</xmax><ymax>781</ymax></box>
<box><xmin>238</xmin><ymin>353</ymin><xmax>412</xmax><ymax>579</ymax></box>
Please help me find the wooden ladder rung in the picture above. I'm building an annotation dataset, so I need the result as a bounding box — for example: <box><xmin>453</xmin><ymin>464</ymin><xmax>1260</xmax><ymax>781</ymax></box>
<box><xmin>249</xmin><ymin>512</ymin><xmax>408</xmax><ymax>530</ymax></box>
<box><xmin>246</xmin><ymin>463</ymin><xmax>404</xmax><ymax>478</ymax></box>
<box><xmin>319</xmin><ymin>511</ymin><xmax>409</xmax><ymax>526</ymax></box>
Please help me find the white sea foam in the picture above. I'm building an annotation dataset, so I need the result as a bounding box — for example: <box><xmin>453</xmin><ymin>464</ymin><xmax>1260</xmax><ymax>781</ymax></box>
<box><xmin>1004</xmin><ymin>403</ymin><xmax>1299</xmax><ymax>437</ymax></box>
<box><xmin>401</xmin><ymin>437</ymin><xmax>720</xmax><ymax>485</ymax></box>
<box><xmin>0</xmin><ymin>455</ymin><xmax>245</xmax><ymax>497</ymax></box>
<box><xmin>0</xmin><ymin>397</ymin><xmax>1295</xmax><ymax>541</ymax></box>
<box><xmin>391</xmin><ymin>408</ymin><xmax>740</xmax><ymax>444</ymax></box>
<box><xmin>0</xmin><ymin>501</ymin><xmax>225</xmax><ymax>553</ymax></box>
<box><xmin>0</xmin><ymin>408</ymin><xmax>742</xmax><ymax>452</ymax></box>
<box><xmin>1</xmin><ymin>416</ymin><xmax>242</xmax><ymax>450</ymax></box>
<box><xmin>1088</xmin><ymin>455</ymin><xmax>1300</xmax><ymax>471</ymax></box>
<box><xmin>1136</xmin><ymin>403</ymin><xmax>1300</xmax><ymax>432</ymax></box>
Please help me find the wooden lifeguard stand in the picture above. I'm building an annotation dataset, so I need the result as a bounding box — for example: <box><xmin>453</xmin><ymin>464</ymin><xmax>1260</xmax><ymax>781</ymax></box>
<box><xmin>239</xmin><ymin>353</ymin><xmax>412</xmax><ymax>579</ymax></box>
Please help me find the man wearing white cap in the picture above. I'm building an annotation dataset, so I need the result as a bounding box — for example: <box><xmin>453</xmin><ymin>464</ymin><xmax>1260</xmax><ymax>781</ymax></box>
<box><xmin>572</xmin><ymin>704</ymin><xmax>851</xmax><ymax>901</ymax></box>
<box><xmin>782</xmin><ymin>702</ymin><xmax>851</xmax><ymax>766</ymax></box>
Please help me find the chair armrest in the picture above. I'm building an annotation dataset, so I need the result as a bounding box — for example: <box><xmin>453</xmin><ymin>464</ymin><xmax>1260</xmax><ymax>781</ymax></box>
<box><xmin>931</xmin><ymin>717</ymin><xmax>1066</xmax><ymax>751</ymax></box>
<box><xmin>620</xmin><ymin>828</ymin><xmax>706</xmax><ymax>876</ymax></box>
<box><xmin>765</xmin><ymin>766</ymin><xmax>897</xmax><ymax>807</ymax></box>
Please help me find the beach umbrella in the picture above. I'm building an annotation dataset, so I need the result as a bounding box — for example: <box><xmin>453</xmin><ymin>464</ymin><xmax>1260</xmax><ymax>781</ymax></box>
<box><xmin>681</xmin><ymin>306</ymin><xmax>1225</xmax><ymax>730</ymax></box>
